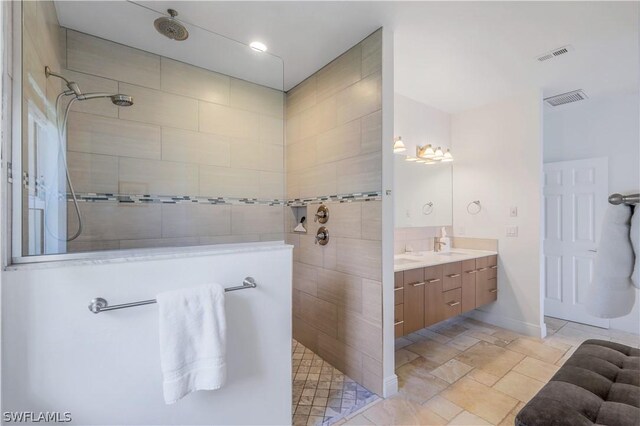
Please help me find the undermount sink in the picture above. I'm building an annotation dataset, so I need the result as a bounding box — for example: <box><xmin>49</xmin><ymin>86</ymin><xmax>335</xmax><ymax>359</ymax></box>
<box><xmin>435</xmin><ymin>251</ymin><xmax>466</xmax><ymax>256</ymax></box>
<box><xmin>395</xmin><ymin>258</ymin><xmax>421</xmax><ymax>265</ymax></box>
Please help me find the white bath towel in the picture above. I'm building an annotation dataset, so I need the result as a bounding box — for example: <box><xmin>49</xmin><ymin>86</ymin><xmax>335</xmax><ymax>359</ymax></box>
<box><xmin>631</xmin><ymin>207</ymin><xmax>639</xmax><ymax>288</ymax></box>
<box><xmin>157</xmin><ymin>284</ymin><xmax>226</xmax><ymax>404</ymax></box>
<box><xmin>586</xmin><ymin>205</ymin><xmax>635</xmax><ymax>318</ymax></box>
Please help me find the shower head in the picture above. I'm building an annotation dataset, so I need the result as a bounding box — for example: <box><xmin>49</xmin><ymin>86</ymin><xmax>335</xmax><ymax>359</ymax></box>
<box><xmin>110</xmin><ymin>94</ymin><xmax>134</xmax><ymax>107</ymax></box>
<box><xmin>154</xmin><ymin>9</ymin><xmax>189</xmax><ymax>41</ymax></box>
<box><xmin>77</xmin><ymin>92</ymin><xmax>134</xmax><ymax>106</ymax></box>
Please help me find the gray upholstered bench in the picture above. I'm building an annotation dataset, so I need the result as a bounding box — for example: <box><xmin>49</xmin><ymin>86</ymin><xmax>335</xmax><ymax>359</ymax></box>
<box><xmin>516</xmin><ymin>339</ymin><xmax>639</xmax><ymax>426</ymax></box>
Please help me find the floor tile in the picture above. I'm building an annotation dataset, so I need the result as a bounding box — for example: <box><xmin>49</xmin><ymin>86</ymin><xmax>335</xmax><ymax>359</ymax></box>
<box><xmin>506</xmin><ymin>338</ymin><xmax>565</xmax><ymax>364</ymax></box>
<box><xmin>423</xmin><ymin>395</ymin><xmax>463</xmax><ymax>421</ymax></box>
<box><xmin>465</xmin><ymin>368</ymin><xmax>500</xmax><ymax>386</ymax></box>
<box><xmin>405</xmin><ymin>339</ymin><xmax>461</xmax><ymax>364</ymax></box>
<box><xmin>446</xmin><ymin>334</ymin><xmax>480</xmax><ymax>351</ymax></box>
<box><xmin>455</xmin><ymin>341</ymin><xmax>525</xmax><ymax>377</ymax></box>
<box><xmin>360</xmin><ymin>396</ymin><xmax>447</xmax><ymax>425</ymax></box>
<box><xmin>512</xmin><ymin>356</ymin><xmax>560</xmax><ymax>383</ymax></box>
<box><xmin>440</xmin><ymin>377</ymin><xmax>518</xmax><ymax>424</ymax></box>
<box><xmin>493</xmin><ymin>371</ymin><xmax>545</xmax><ymax>403</ymax></box>
<box><xmin>431</xmin><ymin>359</ymin><xmax>474</xmax><ymax>384</ymax></box>
<box><xmin>447</xmin><ymin>410</ymin><xmax>491</xmax><ymax>425</ymax></box>
<box><xmin>416</xmin><ymin>328</ymin><xmax>452</xmax><ymax>343</ymax></box>
<box><xmin>394</xmin><ymin>337</ymin><xmax>413</xmax><ymax>350</ymax></box>
<box><xmin>394</xmin><ymin>348</ymin><xmax>419</xmax><ymax>369</ymax></box>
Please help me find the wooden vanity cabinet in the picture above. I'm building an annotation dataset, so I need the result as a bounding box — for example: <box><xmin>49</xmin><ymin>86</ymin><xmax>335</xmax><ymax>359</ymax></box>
<box><xmin>403</xmin><ymin>268</ymin><xmax>425</xmax><ymax>334</ymax></box>
<box><xmin>395</xmin><ymin>255</ymin><xmax>498</xmax><ymax>338</ymax></box>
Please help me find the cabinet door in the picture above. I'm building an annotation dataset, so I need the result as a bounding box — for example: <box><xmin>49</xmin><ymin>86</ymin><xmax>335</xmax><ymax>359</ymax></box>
<box><xmin>394</xmin><ymin>271</ymin><xmax>404</xmax><ymax>305</ymax></box>
<box><xmin>461</xmin><ymin>259</ymin><xmax>477</xmax><ymax>312</ymax></box>
<box><xmin>443</xmin><ymin>262</ymin><xmax>462</xmax><ymax>291</ymax></box>
<box><xmin>443</xmin><ymin>288</ymin><xmax>462</xmax><ymax>319</ymax></box>
<box><xmin>476</xmin><ymin>257</ymin><xmax>498</xmax><ymax>306</ymax></box>
<box><xmin>403</xmin><ymin>268</ymin><xmax>425</xmax><ymax>334</ymax></box>
<box><xmin>424</xmin><ymin>265</ymin><xmax>444</xmax><ymax>327</ymax></box>
<box><xmin>394</xmin><ymin>304</ymin><xmax>404</xmax><ymax>337</ymax></box>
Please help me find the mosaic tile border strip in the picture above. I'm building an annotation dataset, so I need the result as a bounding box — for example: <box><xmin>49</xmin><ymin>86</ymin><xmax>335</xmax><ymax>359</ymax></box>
<box><xmin>66</xmin><ymin>191</ymin><xmax>382</xmax><ymax>206</ymax></box>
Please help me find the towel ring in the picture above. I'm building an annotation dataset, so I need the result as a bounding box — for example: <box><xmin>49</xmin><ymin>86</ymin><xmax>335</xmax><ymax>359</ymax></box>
<box><xmin>467</xmin><ymin>200</ymin><xmax>481</xmax><ymax>215</ymax></box>
<box><xmin>422</xmin><ymin>202</ymin><xmax>434</xmax><ymax>215</ymax></box>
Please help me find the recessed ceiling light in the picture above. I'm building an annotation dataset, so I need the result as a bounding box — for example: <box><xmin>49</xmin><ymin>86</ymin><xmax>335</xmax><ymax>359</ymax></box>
<box><xmin>249</xmin><ymin>41</ymin><xmax>267</xmax><ymax>52</ymax></box>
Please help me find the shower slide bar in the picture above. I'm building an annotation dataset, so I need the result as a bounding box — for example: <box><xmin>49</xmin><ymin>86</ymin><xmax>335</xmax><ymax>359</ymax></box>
<box><xmin>88</xmin><ymin>277</ymin><xmax>257</xmax><ymax>314</ymax></box>
<box><xmin>608</xmin><ymin>193</ymin><xmax>640</xmax><ymax>205</ymax></box>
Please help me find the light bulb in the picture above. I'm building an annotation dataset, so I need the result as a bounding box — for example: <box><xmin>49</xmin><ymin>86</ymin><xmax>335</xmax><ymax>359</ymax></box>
<box><xmin>393</xmin><ymin>136</ymin><xmax>406</xmax><ymax>153</ymax></box>
<box><xmin>434</xmin><ymin>147</ymin><xmax>444</xmax><ymax>160</ymax></box>
<box><xmin>442</xmin><ymin>149</ymin><xmax>454</xmax><ymax>162</ymax></box>
<box><xmin>423</xmin><ymin>144</ymin><xmax>436</xmax><ymax>159</ymax></box>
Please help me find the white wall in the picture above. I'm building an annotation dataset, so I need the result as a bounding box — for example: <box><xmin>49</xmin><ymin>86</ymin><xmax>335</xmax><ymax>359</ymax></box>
<box><xmin>544</xmin><ymin>93</ymin><xmax>640</xmax><ymax>334</ymax></box>
<box><xmin>452</xmin><ymin>90</ymin><xmax>544</xmax><ymax>336</ymax></box>
<box><xmin>2</xmin><ymin>243</ymin><xmax>292</xmax><ymax>425</ymax></box>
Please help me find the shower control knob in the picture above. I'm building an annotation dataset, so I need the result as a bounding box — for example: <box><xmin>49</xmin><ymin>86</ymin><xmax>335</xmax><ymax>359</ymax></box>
<box><xmin>314</xmin><ymin>205</ymin><xmax>329</xmax><ymax>223</ymax></box>
<box><xmin>315</xmin><ymin>227</ymin><xmax>329</xmax><ymax>246</ymax></box>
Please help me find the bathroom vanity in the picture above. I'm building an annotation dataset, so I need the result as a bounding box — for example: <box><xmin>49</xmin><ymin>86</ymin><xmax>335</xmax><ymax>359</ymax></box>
<box><xmin>394</xmin><ymin>249</ymin><xmax>498</xmax><ymax>337</ymax></box>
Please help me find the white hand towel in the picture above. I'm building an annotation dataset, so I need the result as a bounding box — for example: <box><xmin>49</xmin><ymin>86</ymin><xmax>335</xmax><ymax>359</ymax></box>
<box><xmin>157</xmin><ymin>284</ymin><xmax>226</xmax><ymax>404</ymax></box>
<box><xmin>586</xmin><ymin>205</ymin><xmax>635</xmax><ymax>318</ymax></box>
<box><xmin>631</xmin><ymin>207</ymin><xmax>639</xmax><ymax>289</ymax></box>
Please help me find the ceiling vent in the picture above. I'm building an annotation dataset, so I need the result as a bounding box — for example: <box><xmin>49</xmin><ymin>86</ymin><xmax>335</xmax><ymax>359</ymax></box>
<box><xmin>544</xmin><ymin>90</ymin><xmax>588</xmax><ymax>107</ymax></box>
<box><xmin>536</xmin><ymin>45</ymin><xmax>574</xmax><ymax>62</ymax></box>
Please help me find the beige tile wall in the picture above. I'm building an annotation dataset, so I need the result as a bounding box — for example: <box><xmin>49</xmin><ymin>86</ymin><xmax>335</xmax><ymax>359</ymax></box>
<box><xmin>286</xmin><ymin>29</ymin><xmax>384</xmax><ymax>396</ymax></box>
<box><xmin>61</xmin><ymin>30</ymin><xmax>285</xmax><ymax>252</ymax></box>
<box><xmin>286</xmin><ymin>30</ymin><xmax>382</xmax><ymax>199</ymax></box>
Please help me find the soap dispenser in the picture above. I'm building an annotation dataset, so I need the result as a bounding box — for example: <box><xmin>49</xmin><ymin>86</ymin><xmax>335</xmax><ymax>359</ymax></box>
<box><xmin>440</xmin><ymin>227</ymin><xmax>451</xmax><ymax>254</ymax></box>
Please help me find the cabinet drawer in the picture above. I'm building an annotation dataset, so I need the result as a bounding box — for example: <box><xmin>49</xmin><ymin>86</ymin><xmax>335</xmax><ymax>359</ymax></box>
<box><xmin>443</xmin><ymin>262</ymin><xmax>462</xmax><ymax>291</ymax></box>
<box><xmin>443</xmin><ymin>288</ymin><xmax>462</xmax><ymax>319</ymax></box>
<box><xmin>461</xmin><ymin>259</ymin><xmax>477</xmax><ymax>313</ymax></box>
<box><xmin>424</xmin><ymin>265</ymin><xmax>444</xmax><ymax>327</ymax></box>
<box><xmin>394</xmin><ymin>287</ymin><xmax>404</xmax><ymax>305</ymax></box>
<box><xmin>394</xmin><ymin>304</ymin><xmax>404</xmax><ymax>337</ymax></box>
<box><xmin>403</xmin><ymin>268</ymin><xmax>425</xmax><ymax>334</ymax></box>
<box><xmin>395</xmin><ymin>271</ymin><xmax>404</xmax><ymax>288</ymax></box>
<box><xmin>488</xmin><ymin>256</ymin><xmax>498</xmax><ymax>279</ymax></box>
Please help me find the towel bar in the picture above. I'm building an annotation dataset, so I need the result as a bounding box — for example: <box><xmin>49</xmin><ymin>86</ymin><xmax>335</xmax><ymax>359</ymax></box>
<box><xmin>88</xmin><ymin>277</ymin><xmax>257</xmax><ymax>314</ymax></box>
<box><xmin>608</xmin><ymin>193</ymin><xmax>639</xmax><ymax>205</ymax></box>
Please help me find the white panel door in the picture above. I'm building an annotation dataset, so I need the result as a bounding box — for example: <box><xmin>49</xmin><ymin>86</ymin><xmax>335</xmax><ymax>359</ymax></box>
<box><xmin>543</xmin><ymin>157</ymin><xmax>609</xmax><ymax>327</ymax></box>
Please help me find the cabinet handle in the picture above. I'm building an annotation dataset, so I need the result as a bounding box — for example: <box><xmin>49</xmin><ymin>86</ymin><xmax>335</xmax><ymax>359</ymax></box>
<box><xmin>477</xmin><ymin>267</ymin><xmax>488</xmax><ymax>272</ymax></box>
<box><xmin>489</xmin><ymin>288</ymin><xmax>497</xmax><ymax>293</ymax></box>
<box><xmin>394</xmin><ymin>287</ymin><xmax>404</xmax><ymax>291</ymax></box>
<box><xmin>447</xmin><ymin>273</ymin><xmax>461</xmax><ymax>278</ymax></box>
<box><xmin>466</xmin><ymin>270</ymin><xmax>477</xmax><ymax>274</ymax></box>
<box><xmin>426</xmin><ymin>278</ymin><xmax>441</xmax><ymax>283</ymax></box>
<box><xmin>447</xmin><ymin>301</ymin><xmax>461</xmax><ymax>307</ymax></box>
<box><xmin>490</xmin><ymin>265</ymin><xmax>498</xmax><ymax>269</ymax></box>
<box><xmin>394</xmin><ymin>320</ymin><xmax>404</xmax><ymax>326</ymax></box>
<box><xmin>411</xmin><ymin>282</ymin><xmax>426</xmax><ymax>287</ymax></box>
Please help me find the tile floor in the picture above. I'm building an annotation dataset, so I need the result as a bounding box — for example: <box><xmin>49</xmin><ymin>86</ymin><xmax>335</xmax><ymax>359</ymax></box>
<box><xmin>332</xmin><ymin>316</ymin><xmax>640</xmax><ymax>425</ymax></box>
<box><xmin>292</xmin><ymin>339</ymin><xmax>380</xmax><ymax>426</ymax></box>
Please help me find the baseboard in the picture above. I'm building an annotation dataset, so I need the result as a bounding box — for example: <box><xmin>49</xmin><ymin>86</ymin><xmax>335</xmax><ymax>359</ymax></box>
<box><xmin>464</xmin><ymin>310</ymin><xmax>545</xmax><ymax>338</ymax></box>
<box><xmin>382</xmin><ymin>374</ymin><xmax>398</xmax><ymax>398</ymax></box>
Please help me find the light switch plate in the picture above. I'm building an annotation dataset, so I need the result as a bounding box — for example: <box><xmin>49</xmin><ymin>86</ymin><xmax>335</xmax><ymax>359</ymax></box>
<box><xmin>506</xmin><ymin>226</ymin><xmax>518</xmax><ymax>237</ymax></box>
<box><xmin>510</xmin><ymin>206</ymin><xmax>518</xmax><ymax>217</ymax></box>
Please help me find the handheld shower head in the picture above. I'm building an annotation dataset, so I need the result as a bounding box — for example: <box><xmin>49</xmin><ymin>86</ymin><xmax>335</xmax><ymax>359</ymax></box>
<box><xmin>76</xmin><ymin>92</ymin><xmax>134</xmax><ymax>106</ymax></box>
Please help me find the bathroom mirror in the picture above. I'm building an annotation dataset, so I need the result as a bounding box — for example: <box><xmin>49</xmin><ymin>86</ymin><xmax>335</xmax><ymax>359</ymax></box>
<box><xmin>394</xmin><ymin>155</ymin><xmax>453</xmax><ymax>228</ymax></box>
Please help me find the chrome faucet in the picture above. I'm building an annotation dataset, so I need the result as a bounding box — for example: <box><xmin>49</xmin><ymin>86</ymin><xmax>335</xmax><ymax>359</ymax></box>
<box><xmin>434</xmin><ymin>239</ymin><xmax>446</xmax><ymax>252</ymax></box>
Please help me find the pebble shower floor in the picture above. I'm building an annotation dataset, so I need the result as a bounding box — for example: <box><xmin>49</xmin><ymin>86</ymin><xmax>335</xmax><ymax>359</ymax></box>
<box><xmin>292</xmin><ymin>340</ymin><xmax>379</xmax><ymax>426</ymax></box>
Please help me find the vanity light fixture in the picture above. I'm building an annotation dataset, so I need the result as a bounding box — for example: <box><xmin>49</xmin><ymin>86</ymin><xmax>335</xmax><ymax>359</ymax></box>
<box><xmin>393</xmin><ymin>136</ymin><xmax>407</xmax><ymax>153</ymax></box>
<box><xmin>416</xmin><ymin>144</ymin><xmax>454</xmax><ymax>163</ymax></box>
<box><xmin>405</xmin><ymin>156</ymin><xmax>418</xmax><ymax>162</ymax></box>
<box><xmin>249</xmin><ymin>41</ymin><xmax>267</xmax><ymax>52</ymax></box>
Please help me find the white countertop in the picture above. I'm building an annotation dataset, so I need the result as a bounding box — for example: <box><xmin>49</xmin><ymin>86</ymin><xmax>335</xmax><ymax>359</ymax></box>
<box><xmin>394</xmin><ymin>248</ymin><xmax>498</xmax><ymax>272</ymax></box>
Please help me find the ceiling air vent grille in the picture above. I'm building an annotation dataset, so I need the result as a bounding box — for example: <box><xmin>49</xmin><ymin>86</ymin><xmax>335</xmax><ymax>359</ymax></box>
<box><xmin>537</xmin><ymin>45</ymin><xmax>574</xmax><ymax>62</ymax></box>
<box><xmin>544</xmin><ymin>90</ymin><xmax>588</xmax><ymax>107</ymax></box>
